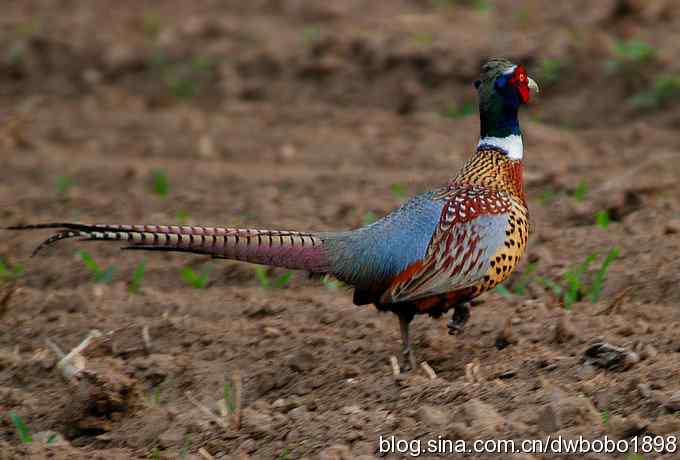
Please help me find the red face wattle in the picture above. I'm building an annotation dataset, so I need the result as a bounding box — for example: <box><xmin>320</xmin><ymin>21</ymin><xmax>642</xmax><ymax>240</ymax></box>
<box><xmin>509</xmin><ymin>65</ymin><xmax>530</xmax><ymax>104</ymax></box>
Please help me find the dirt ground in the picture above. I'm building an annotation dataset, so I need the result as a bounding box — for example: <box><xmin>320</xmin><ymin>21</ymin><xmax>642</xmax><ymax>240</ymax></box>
<box><xmin>2</xmin><ymin>1</ymin><xmax>680</xmax><ymax>459</ymax></box>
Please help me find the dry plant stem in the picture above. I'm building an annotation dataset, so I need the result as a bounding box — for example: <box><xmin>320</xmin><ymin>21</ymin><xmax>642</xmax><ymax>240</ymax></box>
<box><xmin>389</xmin><ymin>355</ymin><xmax>400</xmax><ymax>379</ymax></box>
<box><xmin>420</xmin><ymin>361</ymin><xmax>437</xmax><ymax>380</ymax></box>
<box><xmin>142</xmin><ymin>325</ymin><xmax>152</xmax><ymax>352</ymax></box>
<box><xmin>232</xmin><ymin>369</ymin><xmax>243</xmax><ymax>430</ymax></box>
<box><xmin>185</xmin><ymin>391</ymin><xmax>229</xmax><ymax>429</ymax></box>
<box><xmin>198</xmin><ymin>447</ymin><xmax>216</xmax><ymax>460</ymax></box>
<box><xmin>47</xmin><ymin>330</ymin><xmax>103</xmax><ymax>381</ymax></box>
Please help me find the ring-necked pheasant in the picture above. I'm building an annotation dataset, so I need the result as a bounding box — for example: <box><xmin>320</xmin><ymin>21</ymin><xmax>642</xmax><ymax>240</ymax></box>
<box><xmin>7</xmin><ymin>58</ymin><xmax>538</xmax><ymax>371</ymax></box>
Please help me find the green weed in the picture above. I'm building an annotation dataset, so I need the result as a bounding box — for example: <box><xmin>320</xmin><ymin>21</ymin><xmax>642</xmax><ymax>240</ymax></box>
<box><xmin>128</xmin><ymin>261</ymin><xmax>146</xmax><ymax>294</ymax></box>
<box><xmin>362</xmin><ymin>211</ymin><xmax>377</xmax><ymax>226</ymax></box>
<box><xmin>626</xmin><ymin>454</ymin><xmax>646</xmax><ymax>460</ymax></box>
<box><xmin>321</xmin><ymin>274</ymin><xmax>343</xmax><ymax>290</ymax></box>
<box><xmin>595</xmin><ymin>210</ymin><xmax>610</xmax><ymax>229</ymax></box>
<box><xmin>55</xmin><ymin>175</ymin><xmax>74</xmax><ymax>197</ymax></box>
<box><xmin>495</xmin><ymin>262</ymin><xmax>537</xmax><ymax>297</ymax></box>
<box><xmin>629</xmin><ymin>73</ymin><xmax>680</xmax><ymax>109</ymax></box>
<box><xmin>277</xmin><ymin>449</ymin><xmax>290</xmax><ymax>460</ymax></box>
<box><xmin>150</xmin><ymin>52</ymin><xmax>216</xmax><ymax>100</ymax></box>
<box><xmin>254</xmin><ymin>266</ymin><xmax>292</xmax><ymax>289</ymax></box>
<box><xmin>537</xmin><ymin>249</ymin><xmax>619</xmax><ymax>310</ymax></box>
<box><xmin>412</xmin><ymin>31</ymin><xmax>434</xmax><ymax>46</ymax></box>
<box><xmin>537</xmin><ymin>189</ymin><xmax>559</xmax><ymax>205</ymax></box>
<box><xmin>302</xmin><ymin>26</ymin><xmax>322</xmax><ymax>46</ymax></box>
<box><xmin>589</xmin><ymin>248</ymin><xmax>620</xmax><ymax>303</ymax></box>
<box><xmin>441</xmin><ymin>101</ymin><xmax>475</xmax><ymax>119</ymax></box>
<box><xmin>142</xmin><ymin>11</ymin><xmax>162</xmax><ymax>39</ymax></box>
<box><xmin>537</xmin><ymin>58</ymin><xmax>563</xmax><ymax>86</ymax></box>
<box><xmin>223</xmin><ymin>381</ymin><xmax>236</xmax><ymax>414</ymax></box>
<box><xmin>390</xmin><ymin>183</ymin><xmax>407</xmax><ymax>200</ymax></box>
<box><xmin>146</xmin><ymin>386</ymin><xmax>162</xmax><ymax>407</ymax></box>
<box><xmin>78</xmin><ymin>250</ymin><xmax>115</xmax><ymax>284</ymax></box>
<box><xmin>8</xmin><ymin>411</ymin><xmax>32</xmax><ymax>444</ymax></box>
<box><xmin>180</xmin><ymin>263</ymin><xmax>212</xmax><ymax>289</ymax></box>
<box><xmin>148</xmin><ymin>447</ymin><xmax>161</xmax><ymax>460</ymax></box>
<box><xmin>175</xmin><ymin>209</ymin><xmax>190</xmax><ymax>225</ymax></box>
<box><xmin>151</xmin><ymin>170</ymin><xmax>169</xmax><ymax>197</ymax></box>
<box><xmin>571</xmin><ymin>180</ymin><xmax>587</xmax><ymax>202</ymax></box>
<box><xmin>601</xmin><ymin>408</ymin><xmax>610</xmax><ymax>424</ymax></box>
<box><xmin>179</xmin><ymin>434</ymin><xmax>192</xmax><ymax>459</ymax></box>
<box><xmin>0</xmin><ymin>258</ymin><xmax>24</xmax><ymax>283</ymax></box>
<box><xmin>606</xmin><ymin>39</ymin><xmax>656</xmax><ymax>74</ymax></box>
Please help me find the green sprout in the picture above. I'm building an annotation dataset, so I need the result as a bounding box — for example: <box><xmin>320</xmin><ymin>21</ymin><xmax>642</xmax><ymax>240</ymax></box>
<box><xmin>589</xmin><ymin>248</ymin><xmax>620</xmax><ymax>303</ymax></box>
<box><xmin>390</xmin><ymin>183</ymin><xmax>407</xmax><ymax>200</ymax></box>
<box><xmin>537</xmin><ymin>248</ymin><xmax>619</xmax><ymax>310</ymax></box>
<box><xmin>601</xmin><ymin>408</ymin><xmax>610</xmax><ymax>424</ymax></box>
<box><xmin>494</xmin><ymin>262</ymin><xmax>537</xmax><ymax>297</ymax></box>
<box><xmin>302</xmin><ymin>26</ymin><xmax>322</xmax><ymax>46</ymax></box>
<box><xmin>571</xmin><ymin>180</ymin><xmax>587</xmax><ymax>201</ymax></box>
<box><xmin>55</xmin><ymin>175</ymin><xmax>74</xmax><ymax>197</ymax></box>
<box><xmin>254</xmin><ymin>266</ymin><xmax>292</xmax><ymax>289</ymax></box>
<box><xmin>629</xmin><ymin>73</ymin><xmax>680</xmax><ymax>110</ymax></box>
<box><xmin>78</xmin><ymin>250</ymin><xmax>115</xmax><ymax>284</ymax></box>
<box><xmin>152</xmin><ymin>170</ymin><xmax>169</xmax><ymax>197</ymax></box>
<box><xmin>180</xmin><ymin>263</ymin><xmax>212</xmax><ymax>289</ymax></box>
<box><xmin>8</xmin><ymin>412</ymin><xmax>32</xmax><ymax>444</ymax></box>
<box><xmin>537</xmin><ymin>58</ymin><xmax>563</xmax><ymax>86</ymax></box>
<box><xmin>277</xmin><ymin>449</ymin><xmax>290</xmax><ymax>460</ymax></box>
<box><xmin>142</xmin><ymin>11</ymin><xmax>162</xmax><ymax>39</ymax></box>
<box><xmin>175</xmin><ymin>209</ymin><xmax>190</xmax><ymax>225</ymax></box>
<box><xmin>129</xmin><ymin>261</ymin><xmax>147</xmax><ymax>294</ymax></box>
<box><xmin>606</xmin><ymin>39</ymin><xmax>656</xmax><ymax>75</ymax></box>
<box><xmin>223</xmin><ymin>381</ymin><xmax>236</xmax><ymax>414</ymax></box>
<box><xmin>0</xmin><ymin>258</ymin><xmax>24</xmax><ymax>283</ymax></box>
<box><xmin>595</xmin><ymin>210</ymin><xmax>610</xmax><ymax>229</ymax></box>
<box><xmin>362</xmin><ymin>211</ymin><xmax>377</xmax><ymax>226</ymax></box>
<box><xmin>321</xmin><ymin>274</ymin><xmax>343</xmax><ymax>290</ymax></box>
<box><xmin>148</xmin><ymin>447</ymin><xmax>161</xmax><ymax>460</ymax></box>
<box><xmin>441</xmin><ymin>101</ymin><xmax>475</xmax><ymax>119</ymax></box>
<box><xmin>146</xmin><ymin>386</ymin><xmax>162</xmax><ymax>407</ymax></box>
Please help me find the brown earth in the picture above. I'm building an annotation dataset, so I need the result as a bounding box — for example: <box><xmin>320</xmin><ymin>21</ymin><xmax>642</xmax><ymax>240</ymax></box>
<box><xmin>2</xmin><ymin>1</ymin><xmax>680</xmax><ymax>459</ymax></box>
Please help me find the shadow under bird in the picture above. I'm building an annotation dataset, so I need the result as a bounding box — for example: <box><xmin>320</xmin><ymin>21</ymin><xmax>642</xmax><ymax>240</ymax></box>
<box><xmin>7</xmin><ymin>58</ymin><xmax>539</xmax><ymax>371</ymax></box>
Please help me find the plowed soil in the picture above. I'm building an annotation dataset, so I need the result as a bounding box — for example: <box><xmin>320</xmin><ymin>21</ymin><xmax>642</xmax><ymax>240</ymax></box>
<box><xmin>2</xmin><ymin>1</ymin><xmax>680</xmax><ymax>459</ymax></box>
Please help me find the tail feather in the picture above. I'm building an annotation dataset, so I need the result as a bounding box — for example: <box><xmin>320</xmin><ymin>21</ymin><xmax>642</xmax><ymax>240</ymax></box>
<box><xmin>7</xmin><ymin>223</ymin><xmax>331</xmax><ymax>272</ymax></box>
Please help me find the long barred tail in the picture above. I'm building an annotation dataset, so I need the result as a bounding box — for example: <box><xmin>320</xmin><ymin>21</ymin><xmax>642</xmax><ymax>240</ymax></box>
<box><xmin>6</xmin><ymin>223</ymin><xmax>331</xmax><ymax>272</ymax></box>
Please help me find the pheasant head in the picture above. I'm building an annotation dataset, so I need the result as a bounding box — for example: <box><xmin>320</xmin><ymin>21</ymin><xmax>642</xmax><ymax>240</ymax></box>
<box><xmin>474</xmin><ymin>58</ymin><xmax>539</xmax><ymax>160</ymax></box>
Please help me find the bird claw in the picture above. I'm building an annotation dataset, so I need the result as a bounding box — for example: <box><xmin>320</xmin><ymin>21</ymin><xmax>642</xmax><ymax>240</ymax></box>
<box><xmin>447</xmin><ymin>302</ymin><xmax>471</xmax><ymax>335</ymax></box>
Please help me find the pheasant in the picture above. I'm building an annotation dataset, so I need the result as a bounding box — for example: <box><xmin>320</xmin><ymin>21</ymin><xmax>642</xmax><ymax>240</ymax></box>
<box><xmin>7</xmin><ymin>58</ymin><xmax>538</xmax><ymax>371</ymax></box>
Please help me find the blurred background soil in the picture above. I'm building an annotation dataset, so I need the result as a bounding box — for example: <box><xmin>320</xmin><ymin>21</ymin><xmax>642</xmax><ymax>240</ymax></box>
<box><xmin>1</xmin><ymin>1</ymin><xmax>680</xmax><ymax>459</ymax></box>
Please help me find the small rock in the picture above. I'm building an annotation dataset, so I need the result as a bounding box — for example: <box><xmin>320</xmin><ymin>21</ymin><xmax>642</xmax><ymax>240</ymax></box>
<box><xmin>664</xmin><ymin>218</ymin><xmax>680</xmax><ymax>234</ymax></box>
<box><xmin>607</xmin><ymin>414</ymin><xmax>647</xmax><ymax>438</ymax></box>
<box><xmin>319</xmin><ymin>444</ymin><xmax>352</xmax><ymax>460</ymax></box>
<box><xmin>33</xmin><ymin>431</ymin><xmax>68</xmax><ymax>447</ymax></box>
<box><xmin>288</xmin><ymin>405</ymin><xmax>309</xmax><ymax>421</ymax></box>
<box><xmin>648</xmin><ymin>415</ymin><xmax>680</xmax><ymax>435</ymax></box>
<box><xmin>460</xmin><ymin>399</ymin><xmax>505</xmax><ymax>433</ymax></box>
<box><xmin>242</xmin><ymin>408</ymin><xmax>273</xmax><ymax>434</ymax></box>
<box><xmin>637</xmin><ymin>383</ymin><xmax>652</xmax><ymax>399</ymax></box>
<box><xmin>553</xmin><ymin>313</ymin><xmax>577</xmax><ymax>343</ymax></box>
<box><xmin>640</xmin><ymin>344</ymin><xmax>658</xmax><ymax>360</ymax></box>
<box><xmin>495</xmin><ymin>318</ymin><xmax>517</xmax><ymax>350</ymax></box>
<box><xmin>583</xmin><ymin>342</ymin><xmax>639</xmax><ymax>370</ymax></box>
<box><xmin>418</xmin><ymin>404</ymin><xmax>449</xmax><ymax>429</ymax></box>
<box><xmin>536</xmin><ymin>404</ymin><xmax>559</xmax><ymax>433</ymax></box>
<box><xmin>239</xmin><ymin>438</ymin><xmax>256</xmax><ymax>453</ymax></box>
<box><xmin>288</xmin><ymin>350</ymin><xmax>316</xmax><ymax>372</ymax></box>
<box><xmin>663</xmin><ymin>391</ymin><xmax>680</xmax><ymax>411</ymax></box>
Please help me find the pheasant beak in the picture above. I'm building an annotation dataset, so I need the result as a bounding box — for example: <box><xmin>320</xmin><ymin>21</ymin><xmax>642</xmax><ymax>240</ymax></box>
<box><xmin>527</xmin><ymin>77</ymin><xmax>540</xmax><ymax>95</ymax></box>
